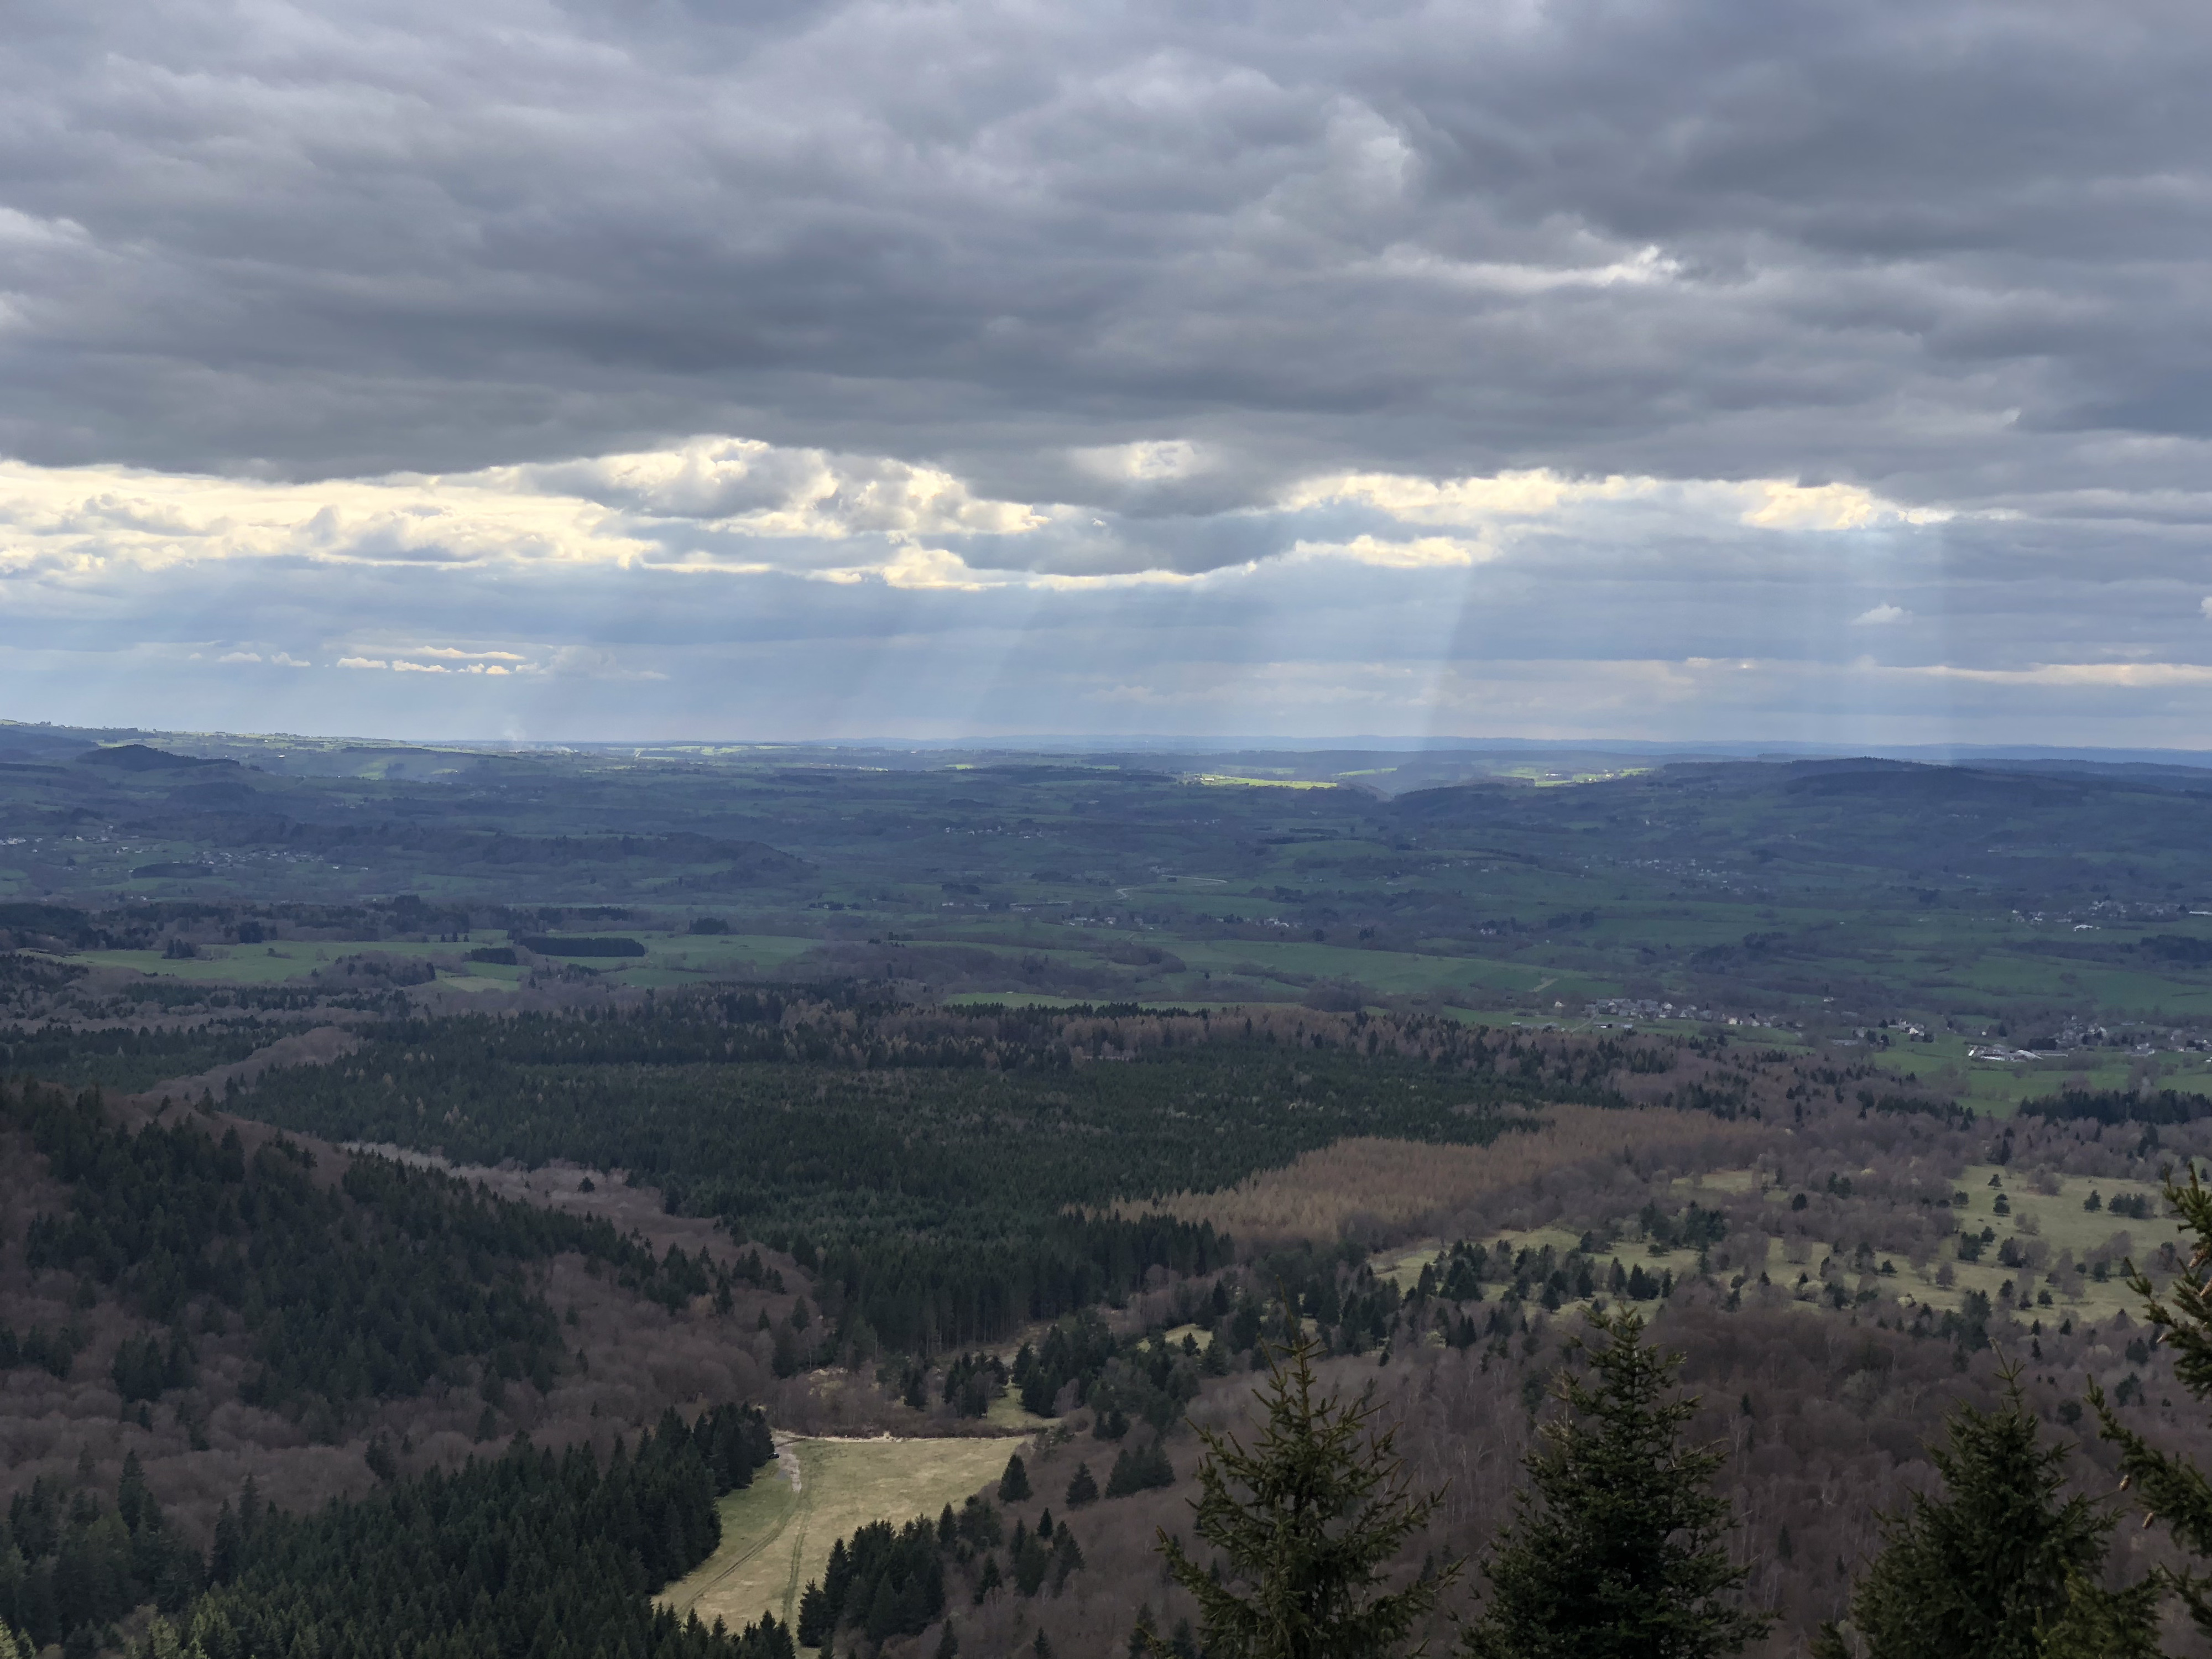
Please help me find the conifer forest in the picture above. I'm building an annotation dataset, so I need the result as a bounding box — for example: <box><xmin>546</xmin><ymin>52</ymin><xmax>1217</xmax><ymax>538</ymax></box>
<box><xmin>4</xmin><ymin>728</ymin><xmax>2212</xmax><ymax>1656</ymax></box>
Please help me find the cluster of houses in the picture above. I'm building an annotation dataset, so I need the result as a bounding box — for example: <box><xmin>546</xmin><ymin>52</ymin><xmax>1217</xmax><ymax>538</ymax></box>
<box><xmin>1581</xmin><ymin>997</ymin><xmax>1789</xmax><ymax>1030</ymax></box>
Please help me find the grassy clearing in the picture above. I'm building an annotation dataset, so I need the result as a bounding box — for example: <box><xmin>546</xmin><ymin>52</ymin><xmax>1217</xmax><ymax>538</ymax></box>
<box><xmin>432</xmin><ymin>973</ymin><xmax>522</xmax><ymax>995</ymax></box>
<box><xmin>984</xmin><ymin>1391</ymin><xmax>1057</xmax><ymax>1433</ymax></box>
<box><xmin>1167</xmin><ymin>937</ymin><xmax>1610</xmax><ymax>1000</ymax></box>
<box><xmin>1922</xmin><ymin>1161</ymin><xmax>2181</xmax><ymax>1323</ymax></box>
<box><xmin>1394</xmin><ymin>1159</ymin><xmax>2187</xmax><ymax>1340</ymax></box>
<box><xmin>659</xmin><ymin>1459</ymin><xmax>801</xmax><ymax>1624</ymax></box>
<box><xmin>1374</xmin><ymin>1241</ymin><xmax>1443</xmax><ymax>1293</ymax></box>
<box><xmin>1684</xmin><ymin>1164</ymin><xmax>2178</xmax><ymax>1326</ymax></box>
<box><xmin>1958</xmin><ymin>1055</ymin><xmax>2212</xmax><ymax>1117</ymax></box>
<box><xmin>662</xmin><ymin>1436</ymin><xmax>1022</xmax><ymax>1639</ymax></box>
<box><xmin>55</xmin><ymin>928</ymin><xmax>826</xmax><ymax>989</ymax></box>
<box><xmin>592</xmin><ymin>933</ymin><xmax>821</xmax><ymax>979</ymax></box>
<box><xmin>64</xmin><ymin>940</ymin><xmax>463</xmax><ymax>984</ymax></box>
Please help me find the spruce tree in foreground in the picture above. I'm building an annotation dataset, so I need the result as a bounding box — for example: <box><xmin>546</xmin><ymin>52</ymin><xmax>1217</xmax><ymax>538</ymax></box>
<box><xmin>1155</xmin><ymin>1323</ymin><xmax>1459</xmax><ymax>1659</ymax></box>
<box><xmin>2083</xmin><ymin>1160</ymin><xmax>2212</xmax><ymax>1646</ymax></box>
<box><xmin>1814</xmin><ymin>1365</ymin><xmax>2156</xmax><ymax>1659</ymax></box>
<box><xmin>1463</xmin><ymin>1305</ymin><xmax>1769</xmax><ymax>1659</ymax></box>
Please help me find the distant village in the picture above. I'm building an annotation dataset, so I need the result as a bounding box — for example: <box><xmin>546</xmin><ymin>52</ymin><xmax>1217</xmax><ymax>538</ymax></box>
<box><xmin>1577</xmin><ymin>997</ymin><xmax>2210</xmax><ymax>1065</ymax></box>
<box><xmin>1969</xmin><ymin>1020</ymin><xmax>2211</xmax><ymax>1063</ymax></box>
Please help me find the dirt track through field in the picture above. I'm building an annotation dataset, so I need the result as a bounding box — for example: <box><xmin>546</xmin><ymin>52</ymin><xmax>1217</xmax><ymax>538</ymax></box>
<box><xmin>661</xmin><ymin>1435</ymin><xmax>1022</xmax><ymax>1637</ymax></box>
<box><xmin>664</xmin><ymin>1441</ymin><xmax>809</xmax><ymax>1624</ymax></box>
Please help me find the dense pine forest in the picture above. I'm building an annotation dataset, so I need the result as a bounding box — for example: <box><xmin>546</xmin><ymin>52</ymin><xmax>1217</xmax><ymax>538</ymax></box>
<box><xmin>0</xmin><ymin>1081</ymin><xmax>736</xmax><ymax>1420</ymax></box>
<box><xmin>235</xmin><ymin>993</ymin><xmax>1627</xmax><ymax>1212</ymax></box>
<box><xmin>1</xmin><ymin>1407</ymin><xmax>785</xmax><ymax>1659</ymax></box>
<box><xmin>0</xmin><ymin>1025</ymin><xmax>285</xmax><ymax>1097</ymax></box>
<box><xmin>228</xmin><ymin>995</ymin><xmax>1660</xmax><ymax>1348</ymax></box>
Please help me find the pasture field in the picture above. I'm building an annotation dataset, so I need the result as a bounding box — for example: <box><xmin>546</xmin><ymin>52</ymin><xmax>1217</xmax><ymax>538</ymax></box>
<box><xmin>47</xmin><ymin>928</ymin><xmax>826</xmax><ymax>989</ymax></box>
<box><xmin>58</xmin><ymin>940</ymin><xmax>467</xmax><ymax>984</ymax></box>
<box><xmin>984</xmin><ymin>1391</ymin><xmax>1057</xmax><ymax>1433</ymax></box>
<box><xmin>662</xmin><ymin>1436</ymin><xmax>1022</xmax><ymax>1638</ymax></box>
<box><xmin>660</xmin><ymin>1456</ymin><xmax>801</xmax><ymax>1626</ymax></box>
<box><xmin>9</xmin><ymin>736</ymin><xmax>2212</xmax><ymax>1048</ymax></box>
<box><xmin>1404</xmin><ymin>1160</ymin><xmax>2187</xmax><ymax>1335</ymax></box>
<box><xmin>571</xmin><ymin>933</ymin><xmax>822</xmax><ymax>988</ymax></box>
<box><xmin>1961</xmin><ymin>1055</ymin><xmax>2212</xmax><ymax>1115</ymax></box>
<box><xmin>1164</xmin><ymin>936</ymin><xmax>1611</xmax><ymax>1000</ymax></box>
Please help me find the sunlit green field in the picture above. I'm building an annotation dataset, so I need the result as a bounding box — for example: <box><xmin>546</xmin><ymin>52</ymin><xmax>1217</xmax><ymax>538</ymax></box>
<box><xmin>59</xmin><ymin>940</ymin><xmax>463</xmax><ymax>983</ymax></box>
<box><xmin>1379</xmin><ymin>1160</ymin><xmax>2185</xmax><ymax>1334</ymax></box>
<box><xmin>14</xmin><ymin>737</ymin><xmax>2209</xmax><ymax>1041</ymax></box>
<box><xmin>51</xmin><ymin>929</ymin><xmax>826</xmax><ymax>989</ymax></box>
<box><xmin>660</xmin><ymin>1436</ymin><xmax>1021</xmax><ymax>1639</ymax></box>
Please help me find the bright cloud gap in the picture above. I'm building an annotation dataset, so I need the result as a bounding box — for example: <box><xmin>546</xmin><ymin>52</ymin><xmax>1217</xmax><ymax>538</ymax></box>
<box><xmin>2</xmin><ymin>434</ymin><xmax>2208</xmax><ymax>747</ymax></box>
<box><xmin>0</xmin><ymin>437</ymin><xmax>1943</xmax><ymax>598</ymax></box>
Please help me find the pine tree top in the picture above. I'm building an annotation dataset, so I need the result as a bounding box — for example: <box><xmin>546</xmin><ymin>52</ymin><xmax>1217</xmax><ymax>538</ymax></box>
<box><xmin>2089</xmin><ymin>1159</ymin><xmax>2212</xmax><ymax>1644</ymax></box>
<box><xmin>1463</xmin><ymin>1304</ymin><xmax>1770</xmax><ymax>1659</ymax></box>
<box><xmin>1155</xmin><ymin>1322</ymin><xmax>1459</xmax><ymax>1659</ymax></box>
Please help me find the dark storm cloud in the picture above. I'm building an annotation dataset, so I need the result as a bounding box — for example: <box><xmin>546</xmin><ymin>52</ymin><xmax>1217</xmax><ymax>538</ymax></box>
<box><xmin>0</xmin><ymin>0</ymin><xmax>2203</xmax><ymax>507</ymax></box>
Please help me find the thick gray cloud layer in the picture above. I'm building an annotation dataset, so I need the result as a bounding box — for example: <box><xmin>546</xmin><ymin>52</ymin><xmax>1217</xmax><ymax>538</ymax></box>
<box><xmin>0</xmin><ymin>0</ymin><xmax>2205</xmax><ymax>742</ymax></box>
<box><xmin>2</xmin><ymin>0</ymin><xmax>2204</xmax><ymax>500</ymax></box>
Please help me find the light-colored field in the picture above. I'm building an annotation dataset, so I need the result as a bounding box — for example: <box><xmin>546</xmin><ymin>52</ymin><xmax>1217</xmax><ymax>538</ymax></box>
<box><xmin>660</xmin><ymin>1436</ymin><xmax>1023</xmax><ymax>1638</ymax></box>
<box><xmin>1166</xmin><ymin>937</ymin><xmax>1605</xmax><ymax>1000</ymax></box>
<box><xmin>1133</xmin><ymin>1107</ymin><xmax>1771</xmax><ymax>1247</ymax></box>
<box><xmin>53</xmin><ymin>928</ymin><xmax>825</xmax><ymax>989</ymax></box>
<box><xmin>660</xmin><ymin>1455</ymin><xmax>802</xmax><ymax>1629</ymax></box>
<box><xmin>593</xmin><ymin>933</ymin><xmax>822</xmax><ymax>988</ymax></box>
<box><xmin>431</xmin><ymin>973</ymin><xmax>521</xmax><ymax>994</ymax></box>
<box><xmin>941</xmin><ymin>992</ymin><xmax>1242</xmax><ymax>1013</ymax></box>
<box><xmin>1380</xmin><ymin>1160</ymin><xmax>2187</xmax><ymax>1337</ymax></box>
<box><xmin>61</xmin><ymin>940</ymin><xmax>467</xmax><ymax>984</ymax></box>
<box><xmin>1375</xmin><ymin>1241</ymin><xmax>1443</xmax><ymax>1293</ymax></box>
<box><xmin>983</xmin><ymin>1390</ymin><xmax>1056</xmax><ymax>1433</ymax></box>
<box><xmin>1724</xmin><ymin>1160</ymin><xmax>2181</xmax><ymax>1324</ymax></box>
<box><xmin>1959</xmin><ymin>1054</ymin><xmax>2212</xmax><ymax>1117</ymax></box>
<box><xmin>1916</xmin><ymin>1162</ymin><xmax>2182</xmax><ymax>1323</ymax></box>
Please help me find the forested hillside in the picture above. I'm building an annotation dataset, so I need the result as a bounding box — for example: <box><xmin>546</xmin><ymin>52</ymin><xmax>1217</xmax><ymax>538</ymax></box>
<box><xmin>231</xmin><ymin>994</ymin><xmax>1819</xmax><ymax>1349</ymax></box>
<box><xmin>733</xmin><ymin>1088</ymin><xmax>2212</xmax><ymax>1658</ymax></box>
<box><xmin>0</xmin><ymin>1080</ymin><xmax>825</xmax><ymax>1659</ymax></box>
<box><xmin>2</xmin><ymin>1405</ymin><xmax>785</xmax><ymax>1659</ymax></box>
<box><xmin>6</xmin><ymin>733</ymin><xmax>2211</xmax><ymax>1050</ymax></box>
<box><xmin>5</xmin><ymin>739</ymin><xmax>2212</xmax><ymax>1657</ymax></box>
<box><xmin>8</xmin><ymin>1008</ymin><xmax>2212</xmax><ymax>1655</ymax></box>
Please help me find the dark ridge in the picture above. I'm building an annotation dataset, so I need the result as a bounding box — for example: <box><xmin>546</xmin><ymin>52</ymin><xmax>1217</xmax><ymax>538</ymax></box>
<box><xmin>78</xmin><ymin>745</ymin><xmax>234</xmax><ymax>774</ymax></box>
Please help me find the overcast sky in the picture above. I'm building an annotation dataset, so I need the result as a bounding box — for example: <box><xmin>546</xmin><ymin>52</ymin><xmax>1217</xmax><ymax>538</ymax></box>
<box><xmin>1</xmin><ymin>0</ymin><xmax>2205</xmax><ymax>745</ymax></box>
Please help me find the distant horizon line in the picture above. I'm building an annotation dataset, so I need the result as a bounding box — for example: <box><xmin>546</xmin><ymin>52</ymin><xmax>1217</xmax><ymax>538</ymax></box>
<box><xmin>7</xmin><ymin>718</ymin><xmax>2211</xmax><ymax>768</ymax></box>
